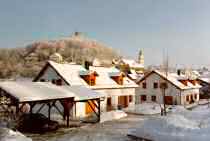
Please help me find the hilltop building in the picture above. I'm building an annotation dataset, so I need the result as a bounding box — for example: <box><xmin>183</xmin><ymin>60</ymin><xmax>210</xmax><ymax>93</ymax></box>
<box><xmin>49</xmin><ymin>53</ymin><xmax>64</xmax><ymax>63</ymax></box>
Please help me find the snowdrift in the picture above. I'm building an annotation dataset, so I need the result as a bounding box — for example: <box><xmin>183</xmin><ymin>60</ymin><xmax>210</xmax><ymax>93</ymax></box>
<box><xmin>0</xmin><ymin>128</ymin><xmax>32</xmax><ymax>141</ymax></box>
<box><xmin>124</xmin><ymin>103</ymin><xmax>162</xmax><ymax>115</ymax></box>
<box><xmin>128</xmin><ymin>105</ymin><xmax>210</xmax><ymax>141</ymax></box>
<box><xmin>100</xmin><ymin>110</ymin><xmax>127</xmax><ymax>123</ymax></box>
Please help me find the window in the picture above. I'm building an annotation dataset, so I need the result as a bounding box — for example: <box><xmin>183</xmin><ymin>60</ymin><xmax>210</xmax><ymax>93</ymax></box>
<box><xmin>160</xmin><ymin>82</ymin><xmax>168</xmax><ymax>89</ymax></box>
<box><xmin>51</xmin><ymin>79</ymin><xmax>56</xmax><ymax>84</ymax></box>
<box><xmin>194</xmin><ymin>94</ymin><xmax>197</xmax><ymax>99</ymax></box>
<box><xmin>153</xmin><ymin>82</ymin><xmax>158</xmax><ymax>89</ymax></box>
<box><xmin>142</xmin><ymin>82</ymin><xmax>147</xmax><ymax>89</ymax></box>
<box><xmin>151</xmin><ymin>96</ymin><xmax>156</xmax><ymax>102</ymax></box>
<box><xmin>40</xmin><ymin>79</ymin><xmax>45</xmax><ymax>82</ymax></box>
<box><xmin>90</xmin><ymin>79</ymin><xmax>95</xmax><ymax>86</ymax></box>
<box><xmin>56</xmin><ymin>79</ymin><xmax>62</xmax><ymax>86</ymax></box>
<box><xmin>118</xmin><ymin>78</ymin><xmax>123</xmax><ymax>85</ymax></box>
<box><xmin>141</xmin><ymin>95</ymin><xmax>147</xmax><ymax>101</ymax></box>
<box><xmin>129</xmin><ymin>95</ymin><xmax>133</xmax><ymax>102</ymax></box>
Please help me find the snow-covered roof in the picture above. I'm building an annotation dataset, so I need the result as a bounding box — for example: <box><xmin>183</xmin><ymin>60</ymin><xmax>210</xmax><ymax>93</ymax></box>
<box><xmin>48</xmin><ymin>61</ymin><xmax>88</xmax><ymax>86</ymax></box>
<box><xmin>0</xmin><ymin>82</ymin><xmax>105</xmax><ymax>102</ymax></box>
<box><xmin>121</xmin><ymin>59</ymin><xmax>144</xmax><ymax>68</ymax></box>
<box><xmin>46</xmin><ymin>61</ymin><xmax>138</xmax><ymax>89</ymax></box>
<box><xmin>89</xmin><ymin>66</ymin><xmax>138</xmax><ymax>89</ymax></box>
<box><xmin>138</xmin><ymin>70</ymin><xmax>201</xmax><ymax>90</ymax></box>
<box><xmin>198</xmin><ymin>78</ymin><xmax>210</xmax><ymax>84</ymax></box>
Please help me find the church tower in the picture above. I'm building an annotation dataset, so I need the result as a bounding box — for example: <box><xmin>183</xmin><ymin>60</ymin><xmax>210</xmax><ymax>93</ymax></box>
<box><xmin>138</xmin><ymin>50</ymin><xmax>144</xmax><ymax>65</ymax></box>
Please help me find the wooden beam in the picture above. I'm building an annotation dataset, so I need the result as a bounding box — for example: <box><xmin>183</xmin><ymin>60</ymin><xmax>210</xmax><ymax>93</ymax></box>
<box><xmin>35</xmin><ymin>103</ymin><xmax>46</xmax><ymax>114</ymax></box>
<box><xmin>87</xmin><ymin>100</ymin><xmax>99</xmax><ymax>117</ymax></box>
<box><xmin>52</xmin><ymin>101</ymin><xmax>63</xmax><ymax>117</ymax></box>
<box><xmin>29</xmin><ymin>102</ymin><xmax>36</xmax><ymax>114</ymax></box>
<box><xmin>97</xmin><ymin>99</ymin><xmax>101</xmax><ymax>122</ymax></box>
<box><xmin>67</xmin><ymin>112</ymin><xmax>70</xmax><ymax>127</ymax></box>
<box><xmin>91</xmin><ymin>100</ymin><xmax>99</xmax><ymax>109</ymax></box>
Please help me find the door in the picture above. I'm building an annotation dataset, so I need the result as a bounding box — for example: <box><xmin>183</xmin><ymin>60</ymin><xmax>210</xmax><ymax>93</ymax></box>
<box><xmin>106</xmin><ymin>97</ymin><xmax>112</xmax><ymax>111</ymax></box>
<box><xmin>164</xmin><ymin>96</ymin><xmax>173</xmax><ymax>105</ymax></box>
<box><xmin>118</xmin><ymin>96</ymin><xmax>129</xmax><ymax>108</ymax></box>
<box><xmin>85</xmin><ymin>100</ymin><xmax>96</xmax><ymax>115</ymax></box>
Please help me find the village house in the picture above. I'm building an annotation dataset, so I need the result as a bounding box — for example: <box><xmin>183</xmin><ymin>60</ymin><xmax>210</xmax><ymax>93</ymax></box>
<box><xmin>113</xmin><ymin>50</ymin><xmax>144</xmax><ymax>75</ymax></box>
<box><xmin>136</xmin><ymin>70</ymin><xmax>201</xmax><ymax>106</ymax></box>
<box><xmin>33</xmin><ymin>60</ymin><xmax>138</xmax><ymax>118</ymax></box>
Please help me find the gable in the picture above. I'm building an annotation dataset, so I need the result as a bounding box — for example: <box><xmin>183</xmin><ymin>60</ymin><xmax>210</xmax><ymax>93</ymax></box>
<box><xmin>33</xmin><ymin>63</ymin><xmax>69</xmax><ymax>85</ymax></box>
<box><xmin>138</xmin><ymin>71</ymin><xmax>183</xmax><ymax>90</ymax></box>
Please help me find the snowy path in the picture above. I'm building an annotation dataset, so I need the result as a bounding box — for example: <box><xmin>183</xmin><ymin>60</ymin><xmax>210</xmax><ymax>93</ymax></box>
<box><xmin>27</xmin><ymin>115</ymin><xmax>148</xmax><ymax>141</ymax></box>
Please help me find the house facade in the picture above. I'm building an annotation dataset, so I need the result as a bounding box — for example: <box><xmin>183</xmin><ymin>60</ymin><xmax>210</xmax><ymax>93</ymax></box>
<box><xmin>34</xmin><ymin>61</ymin><xmax>138</xmax><ymax>118</ymax></box>
<box><xmin>197</xmin><ymin>78</ymin><xmax>210</xmax><ymax>99</ymax></box>
<box><xmin>136</xmin><ymin>70</ymin><xmax>201</xmax><ymax>106</ymax></box>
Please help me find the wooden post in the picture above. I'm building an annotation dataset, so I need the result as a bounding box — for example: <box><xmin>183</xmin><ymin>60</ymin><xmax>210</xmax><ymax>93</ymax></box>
<box><xmin>66</xmin><ymin>106</ymin><xmax>70</xmax><ymax>127</ymax></box>
<box><xmin>74</xmin><ymin>102</ymin><xmax>76</xmax><ymax>119</ymax></box>
<box><xmin>98</xmin><ymin>99</ymin><xmax>101</xmax><ymax>122</ymax></box>
<box><xmin>16</xmin><ymin>103</ymin><xmax>19</xmax><ymax>115</ymax></box>
<box><xmin>30</xmin><ymin>103</ymin><xmax>33</xmax><ymax>114</ymax></box>
<box><xmin>48</xmin><ymin>103</ymin><xmax>52</xmax><ymax>121</ymax></box>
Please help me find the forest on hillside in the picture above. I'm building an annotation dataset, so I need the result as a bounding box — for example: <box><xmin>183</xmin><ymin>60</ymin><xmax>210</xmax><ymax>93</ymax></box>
<box><xmin>0</xmin><ymin>33</ymin><xmax>119</xmax><ymax>79</ymax></box>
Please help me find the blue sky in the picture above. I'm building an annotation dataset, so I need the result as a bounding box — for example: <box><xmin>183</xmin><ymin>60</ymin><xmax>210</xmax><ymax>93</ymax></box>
<box><xmin>0</xmin><ymin>0</ymin><xmax>210</xmax><ymax>67</ymax></box>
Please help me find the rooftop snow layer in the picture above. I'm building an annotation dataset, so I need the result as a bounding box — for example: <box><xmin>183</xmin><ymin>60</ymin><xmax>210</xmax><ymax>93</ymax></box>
<box><xmin>48</xmin><ymin>61</ymin><xmax>138</xmax><ymax>89</ymax></box>
<box><xmin>0</xmin><ymin>81</ymin><xmax>105</xmax><ymax>102</ymax></box>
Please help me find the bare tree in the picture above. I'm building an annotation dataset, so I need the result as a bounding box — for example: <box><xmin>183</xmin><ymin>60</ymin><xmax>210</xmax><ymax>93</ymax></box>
<box><xmin>160</xmin><ymin>52</ymin><xmax>169</xmax><ymax>116</ymax></box>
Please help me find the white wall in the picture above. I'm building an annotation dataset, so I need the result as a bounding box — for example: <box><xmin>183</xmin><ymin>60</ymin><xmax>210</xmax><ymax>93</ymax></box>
<box><xmin>95</xmin><ymin>88</ymin><xmax>136</xmax><ymax>111</ymax></box>
<box><xmin>181</xmin><ymin>89</ymin><xmax>200</xmax><ymax>105</ymax></box>
<box><xmin>136</xmin><ymin>73</ymin><xmax>200</xmax><ymax>105</ymax></box>
<box><xmin>36</xmin><ymin>66</ymin><xmax>136</xmax><ymax>118</ymax></box>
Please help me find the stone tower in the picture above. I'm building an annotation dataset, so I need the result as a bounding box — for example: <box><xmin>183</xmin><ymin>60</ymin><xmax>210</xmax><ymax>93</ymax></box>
<box><xmin>138</xmin><ymin>50</ymin><xmax>144</xmax><ymax>65</ymax></box>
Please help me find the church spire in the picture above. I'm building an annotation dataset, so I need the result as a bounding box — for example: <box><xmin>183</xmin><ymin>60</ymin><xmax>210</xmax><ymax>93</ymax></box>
<box><xmin>138</xmin><ymin>49</ymin><xmax>144</xmax><ymax>65</ymax></box>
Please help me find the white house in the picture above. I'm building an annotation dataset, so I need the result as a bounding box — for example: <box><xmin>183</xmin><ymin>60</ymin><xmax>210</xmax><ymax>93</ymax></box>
<box><xmin>33</xmin><ymin>61</ymin><xmax>138</xmax><ymax>118</ymax></box>
<box><xmin>136</xmin><ymin>70</ymin><xmax>201</xmax><ymax>106</ymax></box>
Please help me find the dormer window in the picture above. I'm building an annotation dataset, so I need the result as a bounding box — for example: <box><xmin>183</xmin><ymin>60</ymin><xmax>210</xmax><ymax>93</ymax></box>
<box><xmin>110</xmin><ymin>72</ymin><xmax>125</xmax><ymax>85</ymax></box>
<box><xmin>189</xmin><ymin>80</ymin><xmax>197</xmax><ymax>85</ymax></box>
<box><xmin>80</xmin><ymin>70</ymin><xmax>98</xmax><ymax>86</ymax></box>
<box><xmin>179</xmin><ymin>80</ymin><xmax>188</xmax><ymax>86</ymax></box>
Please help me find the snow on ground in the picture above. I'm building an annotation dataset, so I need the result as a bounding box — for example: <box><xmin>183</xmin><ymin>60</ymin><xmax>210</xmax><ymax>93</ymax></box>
<box><xmin>28</xmin><ymin>115</ymin><xmax>147</xmax><ymax>141</ymax></box>
<box><xmin>199</xmin><ymin>99</ymin><xmax>210</xmax><ymax>105</ymax></box>
<box><xmin>0</xmin><ymin>128</ymin><xmax>32</xmax><ymax>141</ymax></box>
<box><xmin>124</xmin><ymin>102</ymin><xmax>162</xmax><ymax>115</ymax></box>
<box><xmin>129</xmin><ymin>105</ymin><xmax>210</xmax><ymax>141</ymax></box>
<box><xmin>100</xmin><ymin>110</ymin><xmax>127</xmax><ymax>123</ymax></box>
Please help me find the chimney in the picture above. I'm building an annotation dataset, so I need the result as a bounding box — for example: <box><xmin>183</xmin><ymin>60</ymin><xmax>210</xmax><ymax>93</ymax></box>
<box><xmin>177</xmin><ymin>69</ymin><xmax>181</xmax><ymax>76</ymax></box>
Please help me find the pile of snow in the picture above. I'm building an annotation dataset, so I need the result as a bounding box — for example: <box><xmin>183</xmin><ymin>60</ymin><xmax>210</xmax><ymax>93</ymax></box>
<box><xmin>166</xmin><ymin>114</ymin><xmax>199</xmax><ymax>129</ymax></box>
<box><xmin>100</xmin><ymin>110</ymin><xmax>127</xmax><ymax>123</ymax></box>
<box><xmin>0</xmin><ymin>128</ymin><xmax>32</xmax><ymax>141</ymax></box>
<box><xmin>124</xmin><ymin>103</ymin><xmax>162</xmax><ymax>115</ymax></box>
<box><xmin>128</xmin><ymin>105</ymin><xmax>210</xmax><ymax>141</ymax></box>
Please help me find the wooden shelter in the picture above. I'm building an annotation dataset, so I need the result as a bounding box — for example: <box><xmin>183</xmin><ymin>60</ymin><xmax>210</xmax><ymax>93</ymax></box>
<box><xmin>0</xmin><ymin>82</ymin><xmax>105</xmax><ymax>126</ymax></box>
